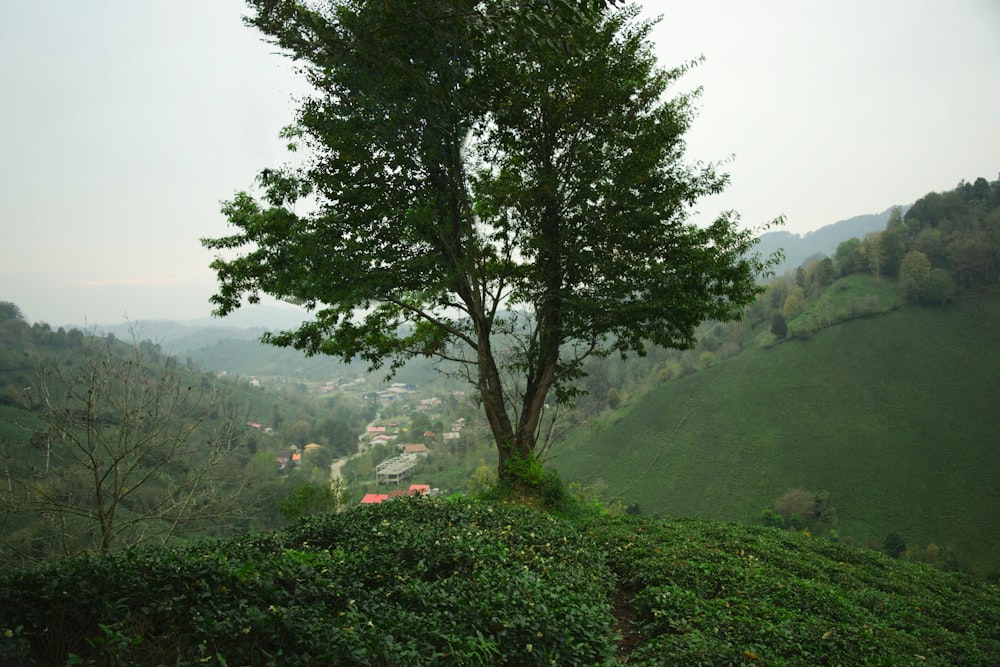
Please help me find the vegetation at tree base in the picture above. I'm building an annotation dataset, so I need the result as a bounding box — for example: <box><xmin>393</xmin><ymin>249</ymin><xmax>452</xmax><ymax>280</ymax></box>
<box><xmin>0</xmin><ymin>496</ymin><xmax>997</xmax><ymax>666</ymax></box>
<box><xmin>202</xmin><ymin>1</ymin><xmax>777</xmax><ymax>488</ymax></box>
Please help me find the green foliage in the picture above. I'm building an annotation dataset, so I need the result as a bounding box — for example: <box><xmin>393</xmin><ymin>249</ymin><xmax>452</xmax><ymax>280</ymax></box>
<box><xmin>0</xmin><ymin>301</ymin><xmax>24</xmax><ymax>322</ymax></box>
<box><xmin>1</xmin><ymin>502</ymin><xmax>998</xmax><ymax>665</ymax></box>
<box><xmin>770</xmin><ymin>311</ymin><xmax>788</xmax><ymax>339</ymax></box>
<box><xmin>479</xmin><ymin>455</ymin><xmax>572</xmax><ymax>514</ymax></box>
<box><xmin>761</xmin><ymin>508</ymin><xmax>785</xmax><ymax>529</ymax></box>
<box><xmin>275</xmin><ymin>479</ymin><xmax>349</xmax><ymax>523</ymax></box>
<box><xmin>898</xmin><ymin>249</ymin><xmax>932</xmax><ymax>302</ymax></box>
<box><xmin>834</xmin><ymin>237</ymin><xmax>865</xmax><ymax>275</ymax></box>
<box><xmin>606</xmin><ymin>387</ymin><xmax>622</xmax><ymax>409</ymax></box>
<box><xmin>884</xmin><ymin>532</ymin><xmax>907</xmax><ymax>559</ymax></box>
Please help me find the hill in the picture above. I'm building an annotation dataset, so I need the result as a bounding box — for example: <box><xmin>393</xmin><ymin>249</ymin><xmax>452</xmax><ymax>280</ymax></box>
<box><xmin>757</xmin><ymin>207</ymin><xmax>900</xmax><ymax>273</ymax></box>
<box><xmin>551</xmin><ymin>287</ymin><xmax>1000</xmax><ymax>578</ymax></box>
<box><xmin>1</xmin><ymin>497</ymin><xmax>997</xmax><ymax>665</ymax></box>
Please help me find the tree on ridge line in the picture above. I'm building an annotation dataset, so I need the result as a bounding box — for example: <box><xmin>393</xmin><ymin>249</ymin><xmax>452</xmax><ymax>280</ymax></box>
<box><xmin>202</xmin><ymin>1</ymin><xmax>779</xmax><ymax>488</ymax></box>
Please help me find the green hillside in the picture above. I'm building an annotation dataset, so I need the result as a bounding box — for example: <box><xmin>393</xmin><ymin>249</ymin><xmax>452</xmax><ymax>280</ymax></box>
<box><xmin>552</xmin><ymin>289</ymin><xmax>1000</xmax><ymax>577</ymax></box>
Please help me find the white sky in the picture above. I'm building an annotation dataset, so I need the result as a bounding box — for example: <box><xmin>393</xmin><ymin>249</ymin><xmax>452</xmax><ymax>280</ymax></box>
<box><xmin>1</xmin><ymin>1</ymin><xmax>998</xmax><ymax>325</ymax></box>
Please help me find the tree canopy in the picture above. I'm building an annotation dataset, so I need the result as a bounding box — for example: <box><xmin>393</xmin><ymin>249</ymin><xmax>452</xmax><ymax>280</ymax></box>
<box><xmin>203</xmin><ymin>0</ymin><xmax>777</xmax><ymax>484</ymax></box>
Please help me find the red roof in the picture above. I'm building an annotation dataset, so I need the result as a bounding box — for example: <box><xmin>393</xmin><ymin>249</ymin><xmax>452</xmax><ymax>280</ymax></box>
<box><xmin>360</xmin><ymin>493</ymin><xmax>389</xmax><ymax>504</ymax></box>
<box><xmin>368</xmin><ymin>426</ymin><xmax>386</xmax><ymax>433</ymax></box>
<box><xmin>409</xmin><ymin>484</ymin><xmax>430</xmax><ymax>496</ymax></box>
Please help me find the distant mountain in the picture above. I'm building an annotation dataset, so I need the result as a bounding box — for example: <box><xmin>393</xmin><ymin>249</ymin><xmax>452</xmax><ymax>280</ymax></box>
<box><xmin>90</xmin><ymin>305</ymin><xmax>314</xmax><ymax>356</ymax></box>
<box><xmin>758</xmin><ymin>206</ymin><xmax>906</xmax><ymax>274</ymax></box>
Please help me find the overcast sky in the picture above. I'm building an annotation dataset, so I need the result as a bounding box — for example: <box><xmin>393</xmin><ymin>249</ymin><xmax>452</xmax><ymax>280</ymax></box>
<box><xmin>2</xmin><ymin>1</ymin><xmax>998</xmax><ymax>325</ymax></box>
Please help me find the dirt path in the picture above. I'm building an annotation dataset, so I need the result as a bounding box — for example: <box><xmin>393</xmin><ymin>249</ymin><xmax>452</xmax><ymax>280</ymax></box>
<box><xmin>329</xmin><ymin>456</ymin><xmax>349</xmax><ymax>481</ymax></box>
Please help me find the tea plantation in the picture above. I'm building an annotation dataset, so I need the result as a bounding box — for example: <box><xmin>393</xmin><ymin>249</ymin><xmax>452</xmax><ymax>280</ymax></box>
<box><xmin>1</xmin><ymin>497</ymin><xmax>998</xmax><ymax>665</ymax></box>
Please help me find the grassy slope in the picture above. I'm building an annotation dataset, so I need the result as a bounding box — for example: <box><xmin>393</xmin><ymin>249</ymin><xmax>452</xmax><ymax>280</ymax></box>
<box><xmin>553</xmin><ymin>289</ymin><xmax>1000</xmax><ymax>576</ymax></box>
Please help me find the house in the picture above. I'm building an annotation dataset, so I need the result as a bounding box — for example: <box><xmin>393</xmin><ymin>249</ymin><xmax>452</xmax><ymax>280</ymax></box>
<box><xmin>359</xmin><ymin>484</ymin><xmax>438</xmax><ymax>504</ymax></box>
<box><xmin>375</xmin><ymin>453</ymin><xmax>419</xmax><ymax>485</ymax></box>
<box><xmin>417</xmin><ymin>397</ymin><xmax>442</xmax><ymax>410</ymax></box>
<box><xmin>403</xmin><ymin>443</ymin><xmax>430</xmax><ymax>456</ymax></box>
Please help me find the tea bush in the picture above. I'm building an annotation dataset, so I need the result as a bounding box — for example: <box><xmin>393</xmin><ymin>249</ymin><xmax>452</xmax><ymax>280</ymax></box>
<box><xmin>0</xmin><ymin>497</ymin><xmax>616</xmax><ymax>666</ymax></box>
<box><xmin>1</xmin><ymin>498</ymin><xmax>999</xmax><ymax>665</ymax></box>
<box><xmin>589</xmin><ymin>515</ymin><xmax>1000</xmax><ymax>666</ymax></box>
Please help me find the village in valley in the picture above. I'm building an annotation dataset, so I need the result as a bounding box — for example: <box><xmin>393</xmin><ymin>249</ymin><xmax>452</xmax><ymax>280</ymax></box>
<box><xmin>246</xmin><ymin>374</ymin><xmax>482</xmax><ymax>506</ymax></box>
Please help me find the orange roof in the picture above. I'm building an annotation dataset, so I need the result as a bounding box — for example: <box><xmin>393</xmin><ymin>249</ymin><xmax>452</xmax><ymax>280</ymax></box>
<box><xmin>409</xmin><ymin>484</ymin><xmax>430</xmax><ymax>495</ymax></box>
<box><xmin>360</xmin><ymin>493</ymin><xmax>389</xmax><ymax>504</ymax></box>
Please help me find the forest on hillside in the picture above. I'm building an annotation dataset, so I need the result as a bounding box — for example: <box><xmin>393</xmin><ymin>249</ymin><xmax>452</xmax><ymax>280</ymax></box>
<box><xmin>0</xmin><ymin>308</ymin><xmax>379</xmax><ymax>567</ymax></box>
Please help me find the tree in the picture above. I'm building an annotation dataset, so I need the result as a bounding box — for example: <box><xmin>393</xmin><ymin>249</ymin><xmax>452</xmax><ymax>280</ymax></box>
<box><xmin>0</xmin><ymin>301</ymin><xmax>25</xmax><ymax>322</ymax></box>
<box><xmin>203</xmin><ymin>1</ymin><xmax>777</xmax><ymax>487</ymax></box>
<box><xmin>276</xmin><ymin>478</ymin><xmax>350</xmax><ymax>523</ymax></box>
<box><xmin>833</xmin><ymin>238</ymin><xmax>865</xmax><ymax>276</ymax></box>
<box><xmin>883</xmin><ymin>532</ymin><xmax>907</xmax><ymax>559</ymax></box>
<box><xmin>803</xmin><ymin>257</ymin><xmax>835</xmax><ymax>295</ymax></box>
<box><xmin>773</xmin><ymin>488</ymin><xmax>819</xmax><ymax>524</ymax></box>
<box><xmin>898</xmin><ymin>250</ymin><xmax>932</xmax><ymax>302</ymax></box>
<box><xmin>1</xmin><ymin>331</ymin><xmax>251</xmax><ymax>563</ymax></box>
<box><xmin>860</xmin><ymin>231</ymin><xmax>887</xmax><ymax>282</ymax></box>
<box><xmin>925</xmin><ymin>268</ymin><xmax>957</xmax><ymax>305</ymax></box>
<box><xmin>770</xmin><ymin>312</ymin><xmax>788</xmax><ymax>339</ymax></box>
<box><xmin>782</xmin><ymin>287</ymin><xmax>807</xmax><ymax>319</ymax></box>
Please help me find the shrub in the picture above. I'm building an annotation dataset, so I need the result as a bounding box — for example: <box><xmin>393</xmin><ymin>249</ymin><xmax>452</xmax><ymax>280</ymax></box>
<box><xmin>884</xmin><ymin>532</ymin><xmax>907</xmax><ymax>559</ymax></box>
<box><xmin>773</xmin><ymin>488</ymin><xmax>819</xmax><ymax>522</ymax></box>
